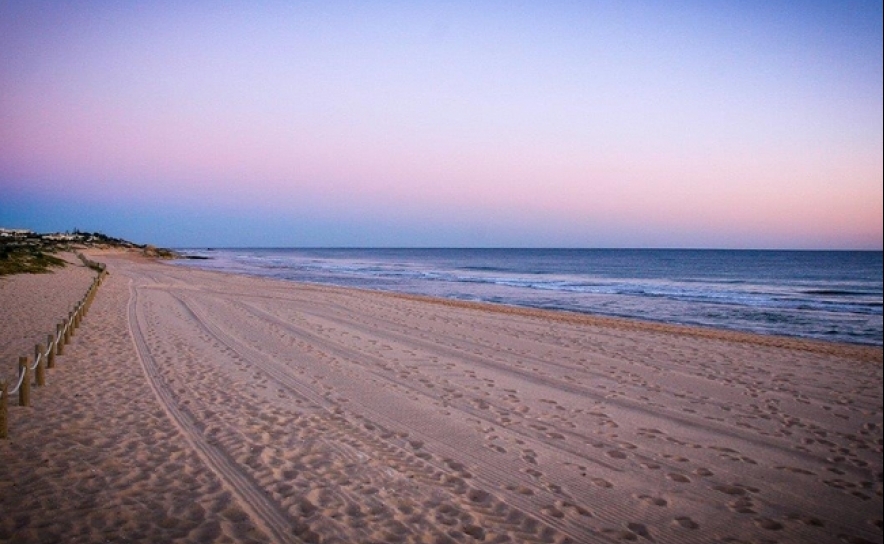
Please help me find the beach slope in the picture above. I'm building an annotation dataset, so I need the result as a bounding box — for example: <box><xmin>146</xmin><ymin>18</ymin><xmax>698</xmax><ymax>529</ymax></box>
<box><xmin>1</xmin><ymin>252</ymin><xmax>881</xmax><ymax>543</ymax></box>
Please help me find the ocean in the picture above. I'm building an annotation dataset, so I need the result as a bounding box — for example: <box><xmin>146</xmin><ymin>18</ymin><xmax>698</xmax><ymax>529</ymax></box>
<box><xmin>173</xmin><ymin>248</ymin><xmax>883</xmax><ymax>347</ymax></box>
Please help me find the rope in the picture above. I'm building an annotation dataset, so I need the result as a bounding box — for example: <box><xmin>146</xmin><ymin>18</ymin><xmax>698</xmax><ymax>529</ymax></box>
<box><xmin>8</xmin><ymin>365</ymin><xmax>27</xmax><ymax>396</ymax></box>
<box><xmin>29</xmin><ymin>352</ymin><xmax>41</xmax><ymax>371</ymax></box>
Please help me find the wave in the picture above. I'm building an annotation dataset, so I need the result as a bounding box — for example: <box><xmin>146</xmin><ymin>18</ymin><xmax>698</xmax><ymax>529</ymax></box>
<box><xmin>801</xmin><ymin>289</ymin><xmax>874</xmax><ymax>296</ymax></box>
<box><xmin>217</xmin><ymin>254</ymin><xmax>883</xmax><ymax>317</ymax></box>
<box><xmin>458</xmin><ymin>265</ymin><xmax>509</xmax><ymax>272</ymax></box>
<box><xmin>172</xmin><ymin>249</ymin><xmax>883</xmax><ymax>346</ymax></box>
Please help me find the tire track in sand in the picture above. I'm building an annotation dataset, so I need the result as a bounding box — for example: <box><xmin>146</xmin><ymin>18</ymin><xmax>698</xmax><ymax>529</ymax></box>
<box><xmin>172</xmin><ymin>291</ymin><xmax>600</xmax><ymax>543</ymax></box>
<box><xmin>127</xmin><ymin>279</ymin><xmax>298</xmax><ymax>544</ymax></box>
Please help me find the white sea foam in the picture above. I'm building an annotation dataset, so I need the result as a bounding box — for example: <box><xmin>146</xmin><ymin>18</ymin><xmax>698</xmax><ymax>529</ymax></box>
<box><xmin>174</xmin><ymin>248</ymin><xmax>883</xmax><ymax>345</ymax></box>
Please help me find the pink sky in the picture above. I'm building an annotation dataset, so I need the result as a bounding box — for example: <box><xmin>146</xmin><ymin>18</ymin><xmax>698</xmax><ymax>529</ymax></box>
<box><xmin>1</xmin><ymin>2</ymin><xmax>881</xmax><ymax>248</ymax></box>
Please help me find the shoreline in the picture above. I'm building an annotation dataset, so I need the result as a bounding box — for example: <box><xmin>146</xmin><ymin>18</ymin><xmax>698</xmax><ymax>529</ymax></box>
<box><xmin>169</xmin><ymin>257</ymin><xmax>883</xmax><ymax>363</ymax></box>
<box><xmin>168</xmin><ymin>248</ymin><xmax>883</xmax><ymax>350</ymax></box>
<box><xmin>383</xmin><ymin>289</ymin><xmax>884</xmax><ymax>363</ymax></box>
<box><xmin>2</xmin><ymin>249</ymin><xmax>882</xmax><ymax>543</ymax></box>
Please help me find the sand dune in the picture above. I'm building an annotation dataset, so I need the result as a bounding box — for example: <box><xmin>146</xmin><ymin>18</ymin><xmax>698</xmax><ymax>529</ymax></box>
<box><xmin>2</xmin><ymin>251</ymin><xmax>881</xmax><ymax>543</ymax></box>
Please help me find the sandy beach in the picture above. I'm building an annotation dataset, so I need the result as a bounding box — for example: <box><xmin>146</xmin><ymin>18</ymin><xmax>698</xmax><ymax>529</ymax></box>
<box><xmin>1</xmin><ymin>250</ymin><xmax>881</xmax><ymax>544</ymax></box>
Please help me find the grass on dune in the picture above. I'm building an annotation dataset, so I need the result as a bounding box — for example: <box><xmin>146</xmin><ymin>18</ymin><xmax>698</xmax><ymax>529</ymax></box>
<box><xmin>0</xmin><ymin>246</ymin><xmax>67</xmax><ymax>276</ymax></box>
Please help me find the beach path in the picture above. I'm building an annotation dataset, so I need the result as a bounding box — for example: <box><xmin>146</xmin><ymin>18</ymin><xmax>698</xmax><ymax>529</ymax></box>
<box><xmin>1</xmin><ymin>252</ymin><xmax>881</xmax><ymax>543</ymax></box>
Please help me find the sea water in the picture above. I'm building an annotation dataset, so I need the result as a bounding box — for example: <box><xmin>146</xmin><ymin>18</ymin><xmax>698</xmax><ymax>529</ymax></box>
<box><xmin>173</xmin><ymin>248</ymin><xmax>883</xmax><ymax>346</ymax></box>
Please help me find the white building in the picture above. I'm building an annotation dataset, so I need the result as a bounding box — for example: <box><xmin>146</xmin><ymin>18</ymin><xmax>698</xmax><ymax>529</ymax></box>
<box><xmin>0</xmin><ymin>228</ymin><xmax>32</xmax><ymax>238</ymax></box>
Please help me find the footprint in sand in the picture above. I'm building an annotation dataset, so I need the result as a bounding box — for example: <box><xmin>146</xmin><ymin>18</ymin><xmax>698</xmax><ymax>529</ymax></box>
<box><xmin>673</xmin><ymin>516</ymin><xmax>699</xmax><ymax>529</ymax></box>
<box><xmin>728</xmin><ymin>497</ymin><xmax>756</xmax><ymax>514</ymax></box>
<box><xmin>627</xmin><ymin>523</ymin><xmax>653</xmax><ymax>539</ymax></box>
<box><xmin>775</xmin><ymin>465</ymin><xmax>815</xmax><ymax>475</ymax></box>
<box><xmin>553</xmin><ymin>500</ymin><xmax>592</xmax><ymax>518</ymax></box>
<box><xmin>785</xmin><ymin>513</ymin><xmax>825</xmax><ymax>527</ymax></box>
<box><xmin>637</xmin><ymin>494</ymin><xmax>668</xmax><ymax>507</ymax></box>
<box><xmin>524</xmin><ymin>468</ymin><xmax>543</xmax><ymax>479</ymax></box>
<box><xmin>713</xmin><ymin>484</ymin><xmax>748</xmax><ymax>496</ymax></box>
<box><xmin>541</xmin><ymin>505</ymin><xmax>565</xmax><ymax>519</ymax></box>
<box><xmin>467</xmin><ymin>488</ymin><xmax>492</xmax><ymax>505</ymax></box>
<box><xmin>602</xmin><ymin>524</ymin><xmax>651</xmax><ymax>542</ymax></box>
<box><xmin>662</xmin><ymin>454</ymin><xmax>690</xmax><ymax>463</ymax></box>
<box><xmin>667</xmin><ymin>472</ymin><xmax>691</xmax><ymax>483</ymax></box>
<box><xmin>462</xmin><ymin>525</ymin><xmax>486</xmax><ymax>540</ymax></box>
<box><xmin>505</xmin><ymin>484</ymin><xmax>535</xmax><ymax>496</ymax></box>
<box><xmin>754</xmin><ymin>517</ymin><xmax>784</xmax><ymax>531</ymax></box>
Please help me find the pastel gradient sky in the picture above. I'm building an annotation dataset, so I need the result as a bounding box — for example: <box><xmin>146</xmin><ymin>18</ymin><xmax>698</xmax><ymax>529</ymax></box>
<box><xmin>2</xmin><ymin>1</ymin><xmax>882</xmax><ymax>248</ymax></box>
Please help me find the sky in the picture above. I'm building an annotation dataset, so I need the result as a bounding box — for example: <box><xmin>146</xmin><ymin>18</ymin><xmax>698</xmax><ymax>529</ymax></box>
<box><xmin>1</xmin><ymin>1</ymin><xmax>882</xmax><ymax>249</ymax></box>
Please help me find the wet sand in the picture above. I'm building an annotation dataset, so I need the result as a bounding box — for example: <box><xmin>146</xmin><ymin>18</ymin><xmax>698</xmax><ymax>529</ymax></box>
<box><xmin>1</xmin><ymin>250</ymin><xmax>881</xmax><ymax>543</ymax></box>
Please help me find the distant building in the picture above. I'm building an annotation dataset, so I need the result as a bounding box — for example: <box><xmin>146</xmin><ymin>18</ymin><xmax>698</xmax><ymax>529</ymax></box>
<box><xmin>0</xmin><ymin>228</ymin><xmax>32</xmax><ymax>238</ymax></box>
<box><xmin>43</xmin><ymin>233</ymin><xmax>78</xmax><ymax>241</ymax></box>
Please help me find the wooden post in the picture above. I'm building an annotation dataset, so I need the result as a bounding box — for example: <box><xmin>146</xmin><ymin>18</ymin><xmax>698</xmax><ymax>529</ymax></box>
<box><xmin>1</xmin><ymin>380</ymin><xmax>8</xmax><ymax>439</ymax></box>
<box><xmin>35</xmin><ymin>344</ymin><xmax>46</xmax><ymax>386</ymax></box>
<box><xmin>18</xmin><ymin>356</ymin><xmax>30</xmax><ymax>407</ymax></box>
<box><xmin>65</xmin><ymin>312</ymin><xmax>73</xmax><ymax>343</ymax></box>
<box><xmin>56</xmin><ymin>323</ymin><xmax>65</xmax><ymax>355</ymax></box>
<box><xmin>47</xmin><ymin>334</ymin><xmax>56</xmax><ymax>368</ymax></box>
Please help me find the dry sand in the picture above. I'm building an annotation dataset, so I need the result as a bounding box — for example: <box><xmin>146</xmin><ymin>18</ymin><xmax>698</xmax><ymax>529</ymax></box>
<box><xmin>1</xmin><ymin>250</ymin><xmax>881</xmax><ymax>544</ymax></box>
<box><xmin>0</xmin><ymin>252</ymin><xmax>96</xmax><ymax>370</ymax></box>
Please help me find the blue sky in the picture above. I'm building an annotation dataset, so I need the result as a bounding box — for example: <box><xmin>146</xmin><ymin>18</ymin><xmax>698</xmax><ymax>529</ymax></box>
<box><xmin>1</xmin><ymin>1</ymin><xmax>882</xmax><ymax>248</ymax></box>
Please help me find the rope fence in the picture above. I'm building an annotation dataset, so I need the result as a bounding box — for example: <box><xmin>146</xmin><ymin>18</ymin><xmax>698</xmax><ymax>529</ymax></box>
<box><xmin>0</xmin><ymin>254</ymin><xmax>108</xmax><ymax>439</ymax></box>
